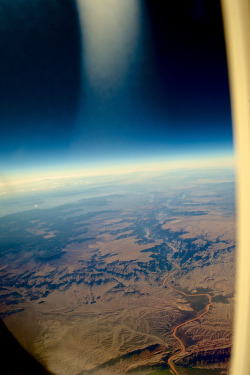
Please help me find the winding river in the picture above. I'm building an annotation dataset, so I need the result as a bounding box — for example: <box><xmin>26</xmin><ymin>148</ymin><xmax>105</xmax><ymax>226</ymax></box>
<box><xmin>162</xmin><ymin>269</ymin><xmax>212</xmax><ymax>375</ymax></box>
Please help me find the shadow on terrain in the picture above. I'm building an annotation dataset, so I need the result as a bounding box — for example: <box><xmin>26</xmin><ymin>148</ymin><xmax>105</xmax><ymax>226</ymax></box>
<box><xmin>0</xmin><ymin>319</ymin><xmax>54</xmax><ymax>375</ymax></box>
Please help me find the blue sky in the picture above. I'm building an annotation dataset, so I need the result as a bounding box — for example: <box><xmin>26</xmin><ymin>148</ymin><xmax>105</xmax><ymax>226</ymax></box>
<box><xmin>0</xmin><ymin>0</ymin><xmax>233</xmax><ymax>178</ymax></box>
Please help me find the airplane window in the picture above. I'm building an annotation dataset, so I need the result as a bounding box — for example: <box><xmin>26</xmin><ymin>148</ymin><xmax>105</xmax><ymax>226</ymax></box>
<box><xmin>0</xmin><ymin>1</ymin><xmax>236</xmax><ymax>374</ymax></box>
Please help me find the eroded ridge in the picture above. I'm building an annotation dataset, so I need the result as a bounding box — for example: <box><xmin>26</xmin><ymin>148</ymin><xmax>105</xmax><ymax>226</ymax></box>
<box><xmin>163</xmin><ymin>269</ymin><xmax>213</xmax><ymax>375</ymax></box>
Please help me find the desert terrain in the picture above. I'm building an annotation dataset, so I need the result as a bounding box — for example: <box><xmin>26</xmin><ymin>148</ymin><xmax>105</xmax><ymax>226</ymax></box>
<box><xmin>0</xmin><ymin>169</ymin><xmax>235</xmax><ymax>374</ymax></box>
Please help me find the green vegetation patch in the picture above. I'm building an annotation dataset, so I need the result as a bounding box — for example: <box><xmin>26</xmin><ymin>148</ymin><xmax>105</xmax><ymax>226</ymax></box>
<box><xmin>185</xmin><ymin>294</ymin><xmax>209</xmax><ymax>312</ymax></box>
<box><xmin>212</xmin><ymin>295</ymin><xmax>229</xmax><ymax>304</ymax></box>
<box><xmin>173</xmin><ymin>288</ymin><xmax>209</xmax><ymax>313</ymax></box>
